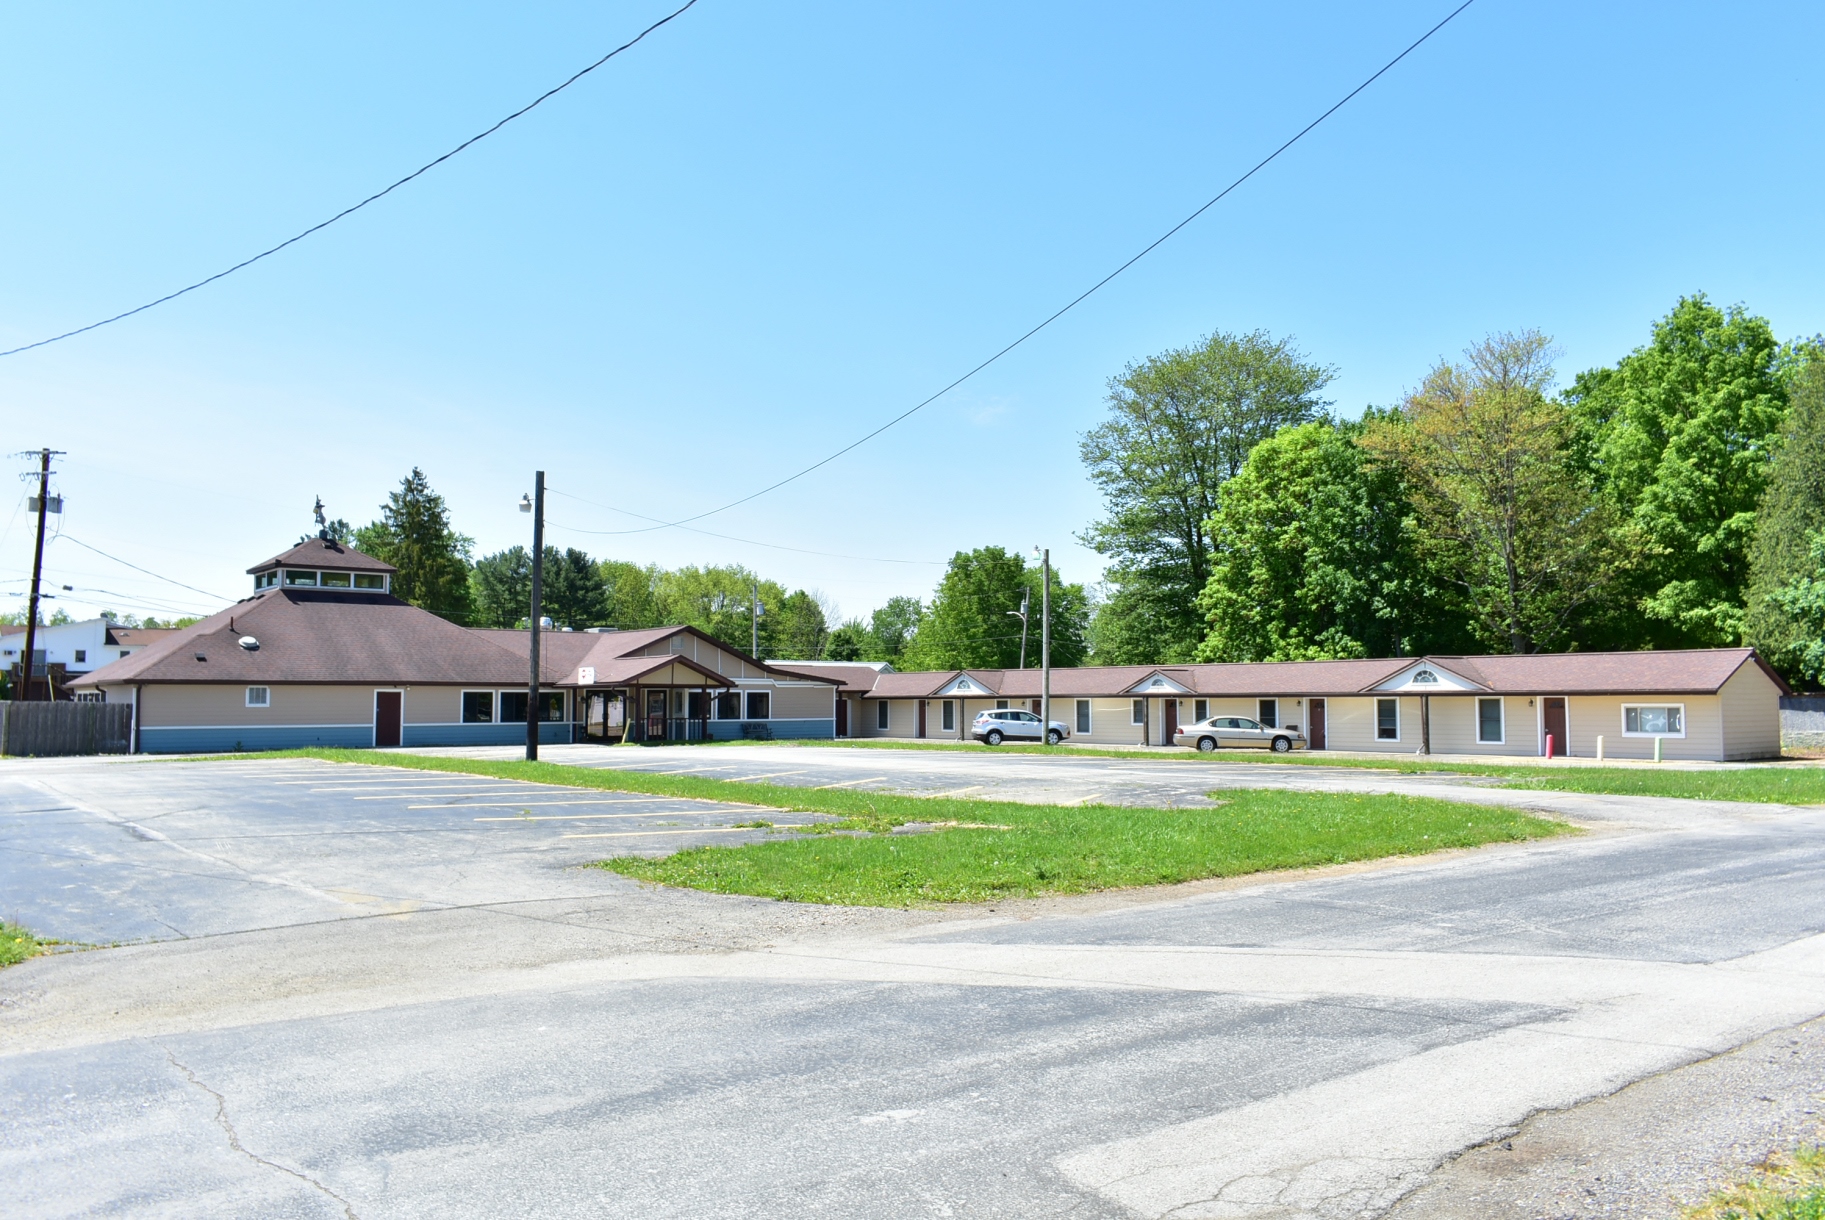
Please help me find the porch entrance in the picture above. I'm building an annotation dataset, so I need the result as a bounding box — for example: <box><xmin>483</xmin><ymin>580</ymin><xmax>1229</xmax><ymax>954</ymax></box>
<box><xmin>583</xmin><ymin>689</ymin><xmax>627</xmax><ymax>742</ymax></box>
<box><xmin>645</xmin><ymin>689</ymin><xmax>668</xmax><ymax>741</ymax></box>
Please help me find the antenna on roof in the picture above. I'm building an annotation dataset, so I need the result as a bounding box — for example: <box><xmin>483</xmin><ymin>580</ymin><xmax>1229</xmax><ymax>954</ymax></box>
<box><xmin>313</xmin><ymin>496</ymin><xmax>328</xmax><ymax>540</ymax></box>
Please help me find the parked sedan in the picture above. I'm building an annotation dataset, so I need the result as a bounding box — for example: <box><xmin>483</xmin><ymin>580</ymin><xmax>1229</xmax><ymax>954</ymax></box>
<box><xmin>972</xmin><ymin>709</ymin><xmax>1070</xmax><ymax>746</ymax></box>
<box><xmin>1174</xmin><ymin>716</ymin><xmax>1306</xmax><ymax>753</ymax></box>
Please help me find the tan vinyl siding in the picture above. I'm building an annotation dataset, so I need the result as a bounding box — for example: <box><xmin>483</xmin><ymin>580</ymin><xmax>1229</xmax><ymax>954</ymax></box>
<box><xmin>1424</xmin><ymin>695</ymin><xmax>1540</xmax><ymax>757</ymax></box>
<box><xmin>140</xmin><ymin>683</ymin><xmax>376</xmax><ymax>728</ymax></box>
<box><xmin>770</xmin><ymin>683</ymin><xmax>835</xmax><ymax>720</ymax></box>
<box><xmin>1322</xmin><ymin>696</ymin><xmax>1424</xmax><ymax>752</ymax></box>
<box><xmin>405</xmin><ymin>686</ymin><xmax>462</xmax><ymax>725</ymax></box>
<box><xmin>1718</xmin><ymin>664</ymin><xmax>1783</xmax><ymax>759</ymax></box>
<box><xmin>1562</xmin><ymin>694</ymin><xmax>1724</xmax><ymax>760</ymax></box>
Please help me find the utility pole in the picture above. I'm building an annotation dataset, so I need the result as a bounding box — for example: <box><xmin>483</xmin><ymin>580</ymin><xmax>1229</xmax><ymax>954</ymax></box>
<box><xmin>751</xmin><ymin>581</ymin><xmax>763</xmax><ymax>657</ymax></box>
<box><xmin>1008</xmin><ymin>587</ymin><xmax>1030</xmax><ymax>670</ymax></box>
<box><xmin>1040</xmin><ymin>547</ymin><xmax>1052</xmax><ymax>745</ymax></box>
<box><xmin>17</xmin><ymin>449</ymin><xmax>63</xmax><ymax>702</ymax></box>
<box><xmin>523</xmin><ymin>472</ymin><xmax>545</xmax><ymax>761</ymax></box>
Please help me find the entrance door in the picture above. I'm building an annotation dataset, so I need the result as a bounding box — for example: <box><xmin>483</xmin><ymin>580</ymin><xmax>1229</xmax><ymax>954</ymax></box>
<box><xmin>917</xmin><ymin>700</ymin><xmax>926</xmax><ymax>738</ymax></box>
<box><xmin>645</xmin><ymin>689</ymin><xmax>668</xmax><ymax>741</ymax></box>
<box><xmin>835</xmin><ymin>697</ymin><xmax>848</xmax><ymax>737</ymax></box>
<box><xmin>1163</xmin><ymin>699</ymin><xmax>1179</xmax><ymax>742</ymax></box>
<box><xmin>1308</xmin><ymin>699</ymin><xmax>1326</xmax><ymax>750</ymax></box>
<box><xmin>1542</xmin><ymin>697</ymin><xmax>1567</xmax><ymax>756</ymax></box>
<box><xmin>374</xmin><ymin>691</ymin><xmax>402</xmax><ymax>748</ymax></box>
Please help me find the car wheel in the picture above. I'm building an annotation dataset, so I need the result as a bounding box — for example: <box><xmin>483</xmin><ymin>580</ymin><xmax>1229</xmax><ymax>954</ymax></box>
<box><xmin>1197</xmin><ymin>736</ymin><xmax>1217</xmax><ymax>753</ymax></box>
<box><xmin>985</xmin><ymin>729</ymin><xmax>1003</xmax><ymax>746</ymax></box>
<box><xmin>1047</xmin><ymin>729</ymin><xmax>1063</xmax><ymax>746</ymax></box>
<box><xmin>1271</xmin><ymin>735</ymin><xmax>1292</xmax><ymax>753</ymax></box>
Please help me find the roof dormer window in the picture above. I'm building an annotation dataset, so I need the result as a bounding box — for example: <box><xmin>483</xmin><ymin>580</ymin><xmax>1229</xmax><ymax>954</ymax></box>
<box><xmin>283</xmin><ymin>569</ymin><xmax>318</xmax><ymax>586</ymax></box>
<box><xmin>353</xmin><ymin>573</ymin><xmax>386</xmax><ymax>591</ymax></box>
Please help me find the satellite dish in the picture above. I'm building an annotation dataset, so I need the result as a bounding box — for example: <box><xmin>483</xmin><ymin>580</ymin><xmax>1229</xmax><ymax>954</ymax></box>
<box><xmin>238</xmin><ymin>636</ymin><xmax>260</xmax><ymax>651</ymax></box>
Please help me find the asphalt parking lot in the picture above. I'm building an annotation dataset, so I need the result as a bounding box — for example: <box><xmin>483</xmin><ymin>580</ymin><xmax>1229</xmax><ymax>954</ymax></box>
<box><xmin>5</xmin><ymin>748</ymin><xmax>1825</xmax><ymax>1219</ymax></box>
<box><xmin>0</xmin><ymin>756</ymin><xmax>801</xmax><ymax>944</ymax></box>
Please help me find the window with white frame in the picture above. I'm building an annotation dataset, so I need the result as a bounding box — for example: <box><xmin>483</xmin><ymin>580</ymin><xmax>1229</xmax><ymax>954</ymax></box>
<box><xmin>1376</xmin><ymin>698</ymin><xmax>1400</xmax><ymax>740</ymax></box>
<box><xmin>745</xmin><ymin>691</ymin><xmax>771</xmax><ymax>720</ymax></box>
<box><xmin>1258</xmin><ymin>699</ymin><xmax>1278</xmax><ymax>728</ymax></box>
<box><xmin>1623</xmin><ymin>704</ymin><xmax>1684</xmax><ymax>736</ymax></box>
<box><xmin>996</xmin><ymin>699</ymin><xmax>1009</xmax><ymax>710</ymax></box>
<box><xmin>716</xmin><ymin>692</ymin><xmax>742</xmax><ymax>719</ymax></box>
<box><xmin>1131</xmin><ymin>699</ymin><xmax>1146</xmax><ymax>725</ymax></box>
<box><xmin>1193</xmin><ymin>699</ymin><xmax>1208</xmax><ymax>722</ymax></box>
<box><xmin>1076</xmin><ymin>699</ymin><xmax>1091</xmax><ymax>734</ymax></box>
<box><xmin>283</xmin><ymin>569</ymin><xmax>317</xmax><ymax>586</ymax></box>
<box><xmin>246</xmin><ymin>686</ymin><xmax>270</xmax><ymax>708</ymax></box>
<box><xmin>876</xmin><ymin>700</ymin><xmax>890</xmax><ymax>730</ymax></box>
<box><xmin>941</xmin><ymin>700</ymin><xmax>955</xmax><ymax>731</ymax></box>
<box><xmin>1476</xmin><ymin>697</ymin><xmax>1504</xmax><ymax>743</ymax></box>
<box><xmin>74</xmin><ymin>649</ymin><xmax>87</xmax><ymax>663</ymax></box>
<box><xmin>461</xmin><ymin>690</ymin><xmax>494</xmax><ymax>723</ymax></box>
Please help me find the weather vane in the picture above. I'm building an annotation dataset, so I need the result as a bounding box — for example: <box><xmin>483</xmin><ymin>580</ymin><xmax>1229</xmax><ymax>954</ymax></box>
<box><xmin>314</xmin><ymin>496</ymin><xmax>327</xmax><ymax>538</ymax></box>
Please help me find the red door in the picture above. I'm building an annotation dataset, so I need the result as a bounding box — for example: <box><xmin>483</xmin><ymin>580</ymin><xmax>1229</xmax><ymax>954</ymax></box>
<box><xmin>836</xmin><ymin>696</ymin><xmax>849</xmax><ymax>737</ymax></box>
<box><xmin>1308</xmin><ymin>699</ymin><xmax>1326</xmax><ymax>750</ymax></box>
<box><xmin>1164</xmin><ymin>699</ymin><xmax>1178</xmax><ymax>742</ymax></box>
<box><xmin>375</xmin><ymin>691</ymin><xmax>402</xmax><ymax>748</ymax></box>
<box><xmin>917</xmin><ymin>700</ymin><xmax>926</xmax><ymax>738</ymax></box>
<box><xmin>1542</xmin><ymin>697</ymin><xmax>1567</xmax><ymax>756</ymax></box>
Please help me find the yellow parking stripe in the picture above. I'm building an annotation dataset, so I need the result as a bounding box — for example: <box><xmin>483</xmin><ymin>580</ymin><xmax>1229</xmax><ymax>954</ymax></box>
<box><xmin>561</xmin><ymin>826</ymin><xmax>802</xmax><ymax>839</ymax></box>
<box><xmin>813</xmin><ymin>776</ymin><xmax>887</xmax><ymax>789</ymax></box>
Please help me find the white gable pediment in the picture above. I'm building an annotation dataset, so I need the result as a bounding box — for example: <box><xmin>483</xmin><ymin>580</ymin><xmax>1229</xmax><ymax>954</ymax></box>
<box><xmin>1373</xmin><ymin>660</ymin><xmax>1485</xmax><ymax>693</ymax></box>
<box><xmin>1125</xmin><ymin>671</ymin><xmax>1193</xmax><ymax>695</ymax></box>
<box><xmin>937</xmin><ymin>673</ymin><xmax>992</xmax><ymax>697</ymax></box>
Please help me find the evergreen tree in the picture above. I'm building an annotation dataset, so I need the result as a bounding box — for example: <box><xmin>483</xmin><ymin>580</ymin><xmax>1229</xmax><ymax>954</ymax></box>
<box><xmin>355</xmin><ymin>468</ymin><xmax>474</xmax><ymax>623</ymax></box>
<box><xmin>470</xmin><ymin>547</ymin><xmax>531</xmax><ymax>629</ymax></box>
<box><xmin>772</xmin><ymin>590</ymin><xmax>832</xmax><ymax>659</ymax></box>
<box><xmin>541</xmin><ymin>547</ymin><xmax>609</xmax><ymax>629</ymax></box>
<box><xmin>1747</xmin><ymin>355</ymin><xmax>1825</xmax><ymax>678</ymax></box>
<box><xmin>826</xmin><ymin>619</ymin><xmax>870</xmax><ymax>661</ymax></box>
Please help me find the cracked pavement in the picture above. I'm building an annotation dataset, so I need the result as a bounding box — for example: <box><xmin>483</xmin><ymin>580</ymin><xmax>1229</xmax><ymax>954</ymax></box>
<box><xmin>3</xmin><ymin>749</ymin><xmax>1825</xmax><ymax>1217</ymax></box>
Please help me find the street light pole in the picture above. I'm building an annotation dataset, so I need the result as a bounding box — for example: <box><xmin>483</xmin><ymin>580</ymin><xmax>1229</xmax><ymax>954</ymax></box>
<box><xmin>523</xmin><ymin>472</ymin><xmax>545</xmax><ymax>762</ymax></box>
<box><xmin>1007</xmin><ymin>587</ymin><xmax>1030</xmax><ymax>670</ymax></box>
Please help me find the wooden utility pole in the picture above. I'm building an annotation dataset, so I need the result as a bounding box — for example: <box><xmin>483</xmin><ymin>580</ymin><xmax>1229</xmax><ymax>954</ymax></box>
<box><xmin>525</xmin><ymin>471</ymin><xmax>545</xmax><ymax>761</ymax></box>
<box><xmin>18</xmin><ymin>449</ymin><xmax>62</xmax><ymax>702</ymax></box>
<box><xmin>1040</xmin><ymin>548</ymin><xmax>1051</xmax><ymax>745</ymax></box>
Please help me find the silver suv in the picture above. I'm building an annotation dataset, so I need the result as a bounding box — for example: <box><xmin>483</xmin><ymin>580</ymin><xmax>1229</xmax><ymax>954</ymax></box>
<box><xmin>972</xmin><ymin>709</ymin><xmax>1069</xmax><ymax>746</ymax></box>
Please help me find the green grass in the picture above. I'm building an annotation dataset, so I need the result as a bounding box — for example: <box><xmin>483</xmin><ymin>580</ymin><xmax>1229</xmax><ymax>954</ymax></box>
<box><xmin>0</xmin><ymin>921</ymin><xmax>49</xmax><ymax>967</ymax></box>
<box><xmin>208</xmin><ymin>748</ymin><xmax>1565</xmax><ymax>906</ymax></box>
<box><xmin>1687</xmin><ymin>1145</ymin><xmax>1825</xmax><ymax>1219</ymax></box>
<box><xmin>605</xmin><ymin>788</ymin><xmax>1564</xmax><ymax>905</ymax></box>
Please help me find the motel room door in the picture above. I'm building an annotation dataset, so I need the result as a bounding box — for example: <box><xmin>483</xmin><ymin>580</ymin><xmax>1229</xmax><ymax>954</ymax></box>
<box><xmin>835</xmin><ymin>697</ymin><xmax>848</xmax><ymax>737</ymax></box>
<box><xmin>1163</xmin><ymin>699</ymin><xmax>1178</xmax><ymax>741</ymax></box>
<box><xmin>1542</xmin><ymin>697</ymin><xmax>1568</xmax><ymax>755</ymax></box>
<box><xmin>1308</xmin><ymin>699</ymin><xmax>1326</xmax><ymax>750</ymax></box>
<box><xmin>374</xmin><ymin>691</ymin><xmax>403</xmax><ymax>748</ymax></box>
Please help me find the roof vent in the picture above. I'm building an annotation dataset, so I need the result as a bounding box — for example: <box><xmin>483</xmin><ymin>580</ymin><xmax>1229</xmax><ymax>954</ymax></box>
<box><xmin>238</xmin><ymin>636</ymin><xmax>260</xmax><ymax>651</ymax></box>
<box><xmin>194</xmin><ymin>652</ymin><xmax>207</xmax><ymax>662</ymax></box>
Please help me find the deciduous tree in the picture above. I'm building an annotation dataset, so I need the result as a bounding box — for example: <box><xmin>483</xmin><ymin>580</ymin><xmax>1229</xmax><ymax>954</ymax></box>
<box><xmin>1080</xmin><ymin>329</ymin><xmax>1332</xmax><ymax>662</ymax></box>
<box><xmin>1362</xmin><ymin>332</ymin><xmax>1621</xmax><ymax>654</ymax></box>
<box><xmin>1746</xmin><ymin>355</ymin><xmax>1825</xmax><ymax>679</ymax></box>
<box><xmin>901</xmin><ymin>547</ymin><xmax>1086</xmax><ymax>670</ymax></box>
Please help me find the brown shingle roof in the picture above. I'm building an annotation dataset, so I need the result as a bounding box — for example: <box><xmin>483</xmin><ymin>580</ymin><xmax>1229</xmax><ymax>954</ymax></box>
<box><xmin>71</xmin><ymin>589</ymin><xmax>527</xmax><ymax>686</ymax></box>
<box><xmin>767</xmin><ymin>662</ymin><xmax>888</xmax><ymax>694</ymax></box>
<box><xmin>247</xmin><ymin>538</ymin><xmax>396</xmax><ymax>575</ymax></box>
<box><xmin>105</xmin><ymin>627</ymin><xmax>179</xmax><ymax>648</ymax></box>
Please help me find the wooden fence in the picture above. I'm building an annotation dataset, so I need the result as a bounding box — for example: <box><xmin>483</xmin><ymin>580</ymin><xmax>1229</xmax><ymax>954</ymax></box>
<box><xmin>0</xmin><ymin>701</ymin><xmax>133</xmax><ymax>756</ymax></box>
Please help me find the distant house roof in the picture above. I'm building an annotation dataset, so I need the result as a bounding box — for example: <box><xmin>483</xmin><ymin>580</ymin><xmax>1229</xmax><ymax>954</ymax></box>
<box><xmin>105</xmin><ymin>626</ymin><xmax>179</xmax><ymax>648</ymax></box>
<box><xmin>846</xmin><ymin>649</ymin><xmax>1790</xmax><ymax>699</ymax></box>
<box><xmin>247</xmin><ymin>538</ymin><xmax>396</xmax><ymax>576</ymax></box>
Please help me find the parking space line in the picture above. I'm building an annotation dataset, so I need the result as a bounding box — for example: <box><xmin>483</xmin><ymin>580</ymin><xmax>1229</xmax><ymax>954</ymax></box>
<box><xmin>927</xmin><ymin>786</ymin><xmax>984</xmax><ymax>798</ymax></box>
<box><xmin>728</xmin><ymin>771</ymin><xmax>808</xmax><ymax>781</ymax></box>
<box><xmin>475</xmin><ymin>812</ymin><xmax>718</xmax><ymax>822</ymax></box>
<box><xmin>814</xmin><ymin>776</ymin><xmax>888</xmax><ymax>789</ymax></box>
<box><xmin>411</xmin><ymin>798</ymin><xmax>723</xmax><ymax>809</ymax></box>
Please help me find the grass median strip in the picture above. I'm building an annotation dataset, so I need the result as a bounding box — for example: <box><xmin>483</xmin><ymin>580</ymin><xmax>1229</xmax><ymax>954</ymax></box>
<box><xmin>1</xmin><ymin>920</ymin><xmax>51</xmax><ymax>968</ymax></box>
<box><xmin>210</xmin><ymin>748</ymin><xmax>1566</xmax><ymax>905</ymax></box>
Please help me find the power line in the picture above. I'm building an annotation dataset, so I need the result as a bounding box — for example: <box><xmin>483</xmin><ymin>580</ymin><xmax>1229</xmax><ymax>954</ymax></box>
<box><xmin>544</xmin><ymin>488</ymin><xmax>945</xmax><ymax>565</ymax></box>
<box><xmin>53</xmin><ymin>535</ymin><xmax>233</xmax><ymax>603</ymax></box>
<box><xmin>581</xmin><ymin>0</ymin><xmax>1479</xmax><ymax>537</ymax></box>
<box><xmin>0</xmin><ymin>0</ymin><xmax>701</xmax><ymax>358</ymax></box>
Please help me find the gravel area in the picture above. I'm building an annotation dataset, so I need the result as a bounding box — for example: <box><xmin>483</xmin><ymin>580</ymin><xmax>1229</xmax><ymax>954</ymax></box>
<box><xmin>1385</xmin><ymin>1017</ymin><xmax>1825</xmax><ymax>1219</ymax></box>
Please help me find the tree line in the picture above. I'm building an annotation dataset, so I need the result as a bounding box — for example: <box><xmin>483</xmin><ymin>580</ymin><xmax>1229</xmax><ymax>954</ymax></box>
<box><xmin>1082</xmin><ymin>295</ymin><xmax>1825</xmax><ymax>687</ymax></box>
<box><xmin>338</xmin><ymin>473</ymin><xmax>1090</xmax><ymax>668</ymax></box>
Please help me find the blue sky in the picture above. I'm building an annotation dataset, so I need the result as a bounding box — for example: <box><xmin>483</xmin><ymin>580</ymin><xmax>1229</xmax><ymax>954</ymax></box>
<box><xmin>3</xmin><ymin>1</ymin><xmax>1821</xmax><ymax>626</ymax></box>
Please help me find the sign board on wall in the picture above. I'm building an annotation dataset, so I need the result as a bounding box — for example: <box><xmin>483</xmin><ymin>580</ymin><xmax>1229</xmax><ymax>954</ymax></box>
<box><xmin>578</xmin><ymin>667</ymin><xmax>595</xmax><ymax>685</ymax></box>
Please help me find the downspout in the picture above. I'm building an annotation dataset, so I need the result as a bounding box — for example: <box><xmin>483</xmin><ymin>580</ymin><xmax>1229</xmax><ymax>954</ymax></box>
<box><xmin>132</xmin><ymin>683</ymin><xmax>142</xmax><ymax>754</ymax></box>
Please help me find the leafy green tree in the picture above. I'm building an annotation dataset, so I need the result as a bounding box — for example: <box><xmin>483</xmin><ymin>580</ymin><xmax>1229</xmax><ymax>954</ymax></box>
<box><xmin>1196</xmin><ymin>419</ymin><xmax>1459</xmax><ymax>662</ymax></box>
<box><xmin>470</xmin><ymin>547</ymin><xmax>531</xmax><ymax>629</ymax></box>
<box><xmin>1566</xmin><ymin>296</ymin><xmax>1796</xmax><ymax>647</ymax></box>
<box><xmin>1747</xmin><ymin>355</ymin><xmax>1825</xmax><ymax>677</ymax></box>
<box><xmin>1080</xmin><ymin>329</ymin><xmax>1333</xmax><ymax>663</ymax></box>
<box><xmin>542</xmin><ymin>547</ymin><xmax>609</xmax><ymax>630</ymax></box>
<box><xmin>1362</xmin><ymin>332</ymin><xmax>1623</xmax><ymax>654</ymax></box>
<box><xmin>600</xmin><ymin>560</ymin><xmax>663</xmax><ymax>629</ymax></box>
<box><xmin>867</xmin><ymin>596</ymin><xmax>922</xmax><ymax>662</ymax></box>
<box><xmin>1769</xmin><ymin>532</ymin><xmax>1825</xmax><ymax>687</ymax></box>
<box><xmin>826</xmin><ymin>619</ymin><xmax>870</xmax><ymax>661</ymax></box>
<box><xmin>901</xmin><ymin>547</ymin><xmax>1087</xmax><ymax>670</ymax></box>
<box><xmin>654</xmin><ymin>565</ymin><xmax>787</xmax><ymax>655</ymax></box>
<box><xmin>354</xmin><ymin>468</ymin><xmax>475</xmax><ymax>623</ymax></box>
<box><xmin>772</xmin><ymin>589</ymin><xmax>832</xmax><ymax>659</ymax></box>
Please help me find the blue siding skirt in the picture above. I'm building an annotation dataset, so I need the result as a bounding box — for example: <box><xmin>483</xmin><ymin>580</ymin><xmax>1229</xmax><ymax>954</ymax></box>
<box><xmin>703</xmin><ymin>718</ymin><xmax>835</xmax><ymax>742</ymax></box>
<box><xmin>139</xmin><ymin>724</ymin><xmax>374</xmax><ymax>754</ymax></box>
<box><xmin>401</xmin><ymin>722</ymin><xmax>574</xmax><ymax>747</ymax></box>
